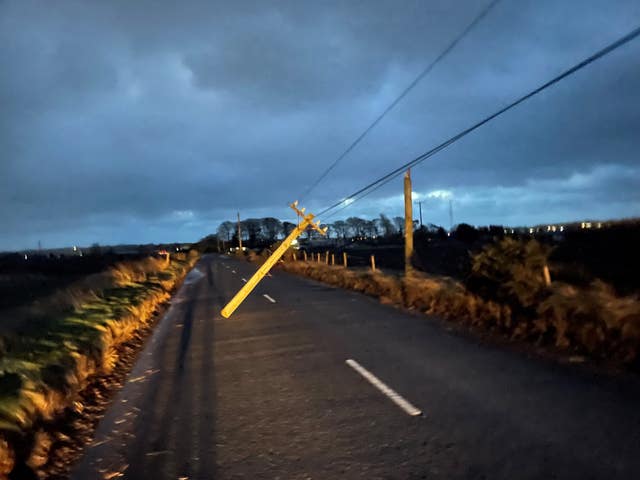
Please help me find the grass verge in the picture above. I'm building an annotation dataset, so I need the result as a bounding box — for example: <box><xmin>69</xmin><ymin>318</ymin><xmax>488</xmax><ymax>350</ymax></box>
<box><xmin>276</xmin><ymin>260</ymin><xmax>640</xmax><ymax>368</ymax></box>
<box><xmin>0</xmin><ymin>251</ymin><xmax>199</xmax><ymax>478</ymax></box>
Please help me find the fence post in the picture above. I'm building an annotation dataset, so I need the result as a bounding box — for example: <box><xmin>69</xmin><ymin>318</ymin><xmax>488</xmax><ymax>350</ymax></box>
<box><xmin>303</xmin><ymin>251</ymin><xmax>307</xmax><ymax>262</ymax></box>
<box><xmin>317</xmin><ymin>252</ymin><xmax>321</xmax><ymax>263</ymax></box>
<box><xmin>293</xmin><ymin>252</ymin><xmax>297</xmax><ymax>262</ymax></box>
<box><xmin>370</xmin><ymin>254</ymin><xmax>376</xmax><ymax>272</ymax></box>
<box><xmin>543</xmin><ymin>264</ymin><xmax>552</xmax><ymax>286</ymax></box>
<box><xmin>331</xmin><ymin>253</ymin><xmax>335</xmax><ymax>266</ymax></box>
<box><xmin>343</xmin><ymin>252</ymin><xmax>348</xmax><ymax>268</ymax></box>
<box><xmin>325</xmin><ymin>251</ymin><xmax>329</xmax><ymax>264</ymax></box>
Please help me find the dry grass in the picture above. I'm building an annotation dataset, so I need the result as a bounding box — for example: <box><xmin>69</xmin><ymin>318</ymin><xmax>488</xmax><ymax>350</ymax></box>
<box><xmin>0</xmin><ymin>250</ymin><xmax>199</xmax><ymax>476</ymax></box>
<box><xmin>277</xmin><ymin>258</ymin><xmax>640</xmax><ymax>366</ymax></box>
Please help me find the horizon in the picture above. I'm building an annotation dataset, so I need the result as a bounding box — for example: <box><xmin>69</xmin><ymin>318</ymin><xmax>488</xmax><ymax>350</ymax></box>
<box><xmin>2</xmin><ymin>1</ymin><xmax>639</xmax><ymax>251</ymax></box>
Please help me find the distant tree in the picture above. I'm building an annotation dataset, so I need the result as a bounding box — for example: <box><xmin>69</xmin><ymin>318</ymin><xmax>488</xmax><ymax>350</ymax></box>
<box><xmin>363</xmin><ymin>220</ymin><xmax>377</xmax><ymax>238</ymax></box>
<box><xmin>217</xmin><ymin>221</ymin><xmax>235</xmax><ymax>241</ymax></box>
<box><xmin>488</xmin><ymin>225</ymin><xmax>505</xmax><ymax>238</ymax></box>
<box><xmin>262</xmin><ymin>217</ymin><xmax>283</xmax><ymax>242</ymax></box>
<box><xmin>393</xmin><ymin>216</ymin><xmax>404</xmax><ymax>235</ymax></box>
<box><xmin>282</xmin><ymin>221</ymin><xmax>296</xmax><ymax>236</ymax></box>
<box><xmin>331</xmin><ymin>220</ymin><xmax>348</xmax><ymax>239</ymax></box>
<box><xmin>89</xmin><ymin>243</ymin><xmax>102</xmax><ymax>256</ymax></box>
<box><xmin>454</xmin><ymin>223</ymin><xmax>479</xmax><ymax>244</ymax></box>
<box><xmin>346</xmin><ymin>217</ymin><xmax>367</xmax><ymax>238</ymax></box>
<box><xmin>242</xmin><ymin>218</ymin><xmax>262</xmax><ymax>245</ymax></box>
<box><xmin>378</xmin><ymin>214</ymin><xmax>396</xmax><ymax>237</ymax></box>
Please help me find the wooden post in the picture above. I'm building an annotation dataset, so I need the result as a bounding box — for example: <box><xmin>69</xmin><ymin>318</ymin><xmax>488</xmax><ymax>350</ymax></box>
<box><xmin>317</xmin><ymin>252</ymin><xmax>321</xmax><ymax>263</ymax></box>
<box><xmin>237</xmin><ymin>212</ymin><xmax>243</xmax><ymax>250</ymax></box>
<box><xmin>343</xmin><ymin>252</ymin><xmax>348</xmax><ymax>268</ymax></box>
<box><xmin>325</xmin><ymin>251</ymin><xmax>329</xmax><ymax>264</ymax></box>
<box><xmin>543</xmin><ymin>264</ymin><xmax>552</xmax><ymax>286</ymax></box>
<box><xmin>303</xmin><ymin>250</ymin><xmax>307</xmax><ymax>262</ymax></box>
<box><xmin>331</xmin><ymin>253</ymin><xmax>335</xmax><ymax>266</ymax></box>
<box><xmin>370</xmin><ymin>254</ymin><xmax>376</xmax><ymax>272</ymax></box>
<box><xmin>293</xmin><ymin>252</ymin><xmax>297</xmax><ymax>262</ymax></box>
<box><xmin>404</xmin><ymin>169</ymin><xmax>414</xmax><ymax>275</ymax></box>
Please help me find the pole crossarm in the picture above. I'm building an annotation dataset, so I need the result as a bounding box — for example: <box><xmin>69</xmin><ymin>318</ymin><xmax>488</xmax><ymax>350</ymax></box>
<box><xmin>220</xmin><ymin>202</ymin><xmax>326</xmax><ymax>318</ymax></box>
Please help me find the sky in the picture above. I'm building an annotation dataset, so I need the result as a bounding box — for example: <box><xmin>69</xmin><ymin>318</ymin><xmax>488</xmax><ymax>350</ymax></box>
<box><xmin>1</xmin><ymin>0</ymin><xmax>639</xmax><ymax>251</ymax></box>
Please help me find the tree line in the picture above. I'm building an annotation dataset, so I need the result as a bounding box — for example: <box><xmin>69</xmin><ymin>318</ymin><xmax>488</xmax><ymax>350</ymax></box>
<box><xmin>216</xmin><ymin>214</ymin><xmax>412</xmax><ymax>246</ymax></box>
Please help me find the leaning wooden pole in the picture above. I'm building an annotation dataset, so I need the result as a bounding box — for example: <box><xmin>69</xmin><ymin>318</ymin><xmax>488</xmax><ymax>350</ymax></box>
<box><xmin>221</xmin><ymin>202</ymin><xmax>326</xmax><ymax>318</ymax></box>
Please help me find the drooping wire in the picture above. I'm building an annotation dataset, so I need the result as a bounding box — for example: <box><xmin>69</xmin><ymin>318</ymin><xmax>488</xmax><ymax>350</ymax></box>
<box><xmin>298</xmin><ymin>0</ymin><xmax>503</xmax><ymax>202</ymax></box>
<box><xmin>317</xmin><ymin>24</ymin><xmax>640</xmax><ymax>221</ymax></box>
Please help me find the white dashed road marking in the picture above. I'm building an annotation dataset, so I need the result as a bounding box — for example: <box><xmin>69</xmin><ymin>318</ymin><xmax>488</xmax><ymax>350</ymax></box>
<box><xmin>231</xmin><ymin>270</ymin><xmax>236</xmax><ymax>274</ymax></box>
<box><xmin>263</xmin><ymin>294</ymin><xmax>276</xmax><ymax>303</ymax></box>
<box><xmin>346</xmin><ymin>359</ymin><xmax>422</xmax><ymax>417</ymax></box>
<box><xmin>241</xmin><ymin>278</ymin><xmax>247</xmax><ymax>283</ymax></box>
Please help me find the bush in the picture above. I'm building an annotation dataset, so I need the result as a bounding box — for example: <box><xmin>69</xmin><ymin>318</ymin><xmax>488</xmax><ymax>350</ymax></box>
<box><xmin>467</xmin><ymin>238</ymin><xmax>551</xmax><ymax>313</ymax></box>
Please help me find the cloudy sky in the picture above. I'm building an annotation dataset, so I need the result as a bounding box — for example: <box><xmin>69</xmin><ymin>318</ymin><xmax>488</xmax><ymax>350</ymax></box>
<box><xmin>1</xmin><ymin>0</ymin><xmax>639</xmax><ymax>250</ymax></box>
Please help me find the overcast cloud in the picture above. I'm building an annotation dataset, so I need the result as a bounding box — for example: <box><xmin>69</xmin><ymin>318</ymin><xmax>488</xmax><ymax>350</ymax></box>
<box><xmin>1</xmin><ymin>0</ymin><xmax>639</xmax><ymax>250</ymax></box>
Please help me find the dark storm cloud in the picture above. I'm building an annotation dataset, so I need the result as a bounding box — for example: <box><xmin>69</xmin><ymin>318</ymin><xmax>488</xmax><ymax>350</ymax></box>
<box><xmin>1</xmin><ymin>0</ymin><xmax>639</xmax><ymax>250</ymax></box>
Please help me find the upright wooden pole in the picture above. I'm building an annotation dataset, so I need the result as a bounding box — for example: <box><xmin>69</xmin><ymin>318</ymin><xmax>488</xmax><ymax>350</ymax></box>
<box><xmin>370</xmin><ymin>254</ymin><xmax>376</xmax><ymax>272</ymax></box>
<box><xmin>237</xmin><ymin>212</ymin><xmax>243</xmax><ymax>250</ymax></box>
<box><xmin>331</xmin><ymin>253</ymin><xmax>335</xmax><ymax>266</ymax></box>
<box><xmin>343</xmin><ymin>252</ymin><xmax>348</xmax><ymax>268</ymax></box>
<box><xmin>404</xmin><ymin>169</ymin><xmax>414</xmax><ymax>275</ymax></box>
<box><xmin>543</xmin><ymin>264</ymin><xmax>552</xmax><ymax>286</ymax></box>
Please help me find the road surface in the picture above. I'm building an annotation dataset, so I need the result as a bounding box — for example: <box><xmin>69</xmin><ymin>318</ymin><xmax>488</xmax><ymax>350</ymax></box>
<box><xmin>70</xmin><ymin>254</ymin><xmax>640</xmax><ymax>479</ymax></box>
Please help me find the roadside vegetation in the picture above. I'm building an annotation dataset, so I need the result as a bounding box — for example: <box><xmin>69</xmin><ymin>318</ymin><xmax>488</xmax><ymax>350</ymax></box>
<box><xmin>239</xmin><ymin>233</ymin><xmax>640</xmax><ymax>369</ymax></box>
<box><xmin>0</xmin><ymin>251</ymin><xmax>199</xmax><ymax>478</ymax></box>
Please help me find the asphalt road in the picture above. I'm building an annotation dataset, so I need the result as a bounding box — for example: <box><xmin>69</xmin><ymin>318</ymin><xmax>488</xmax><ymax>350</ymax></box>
<box><xmin>70</xmin><ymin>254</ymin><xmax>640</xmax><ymax>479</ymax></box>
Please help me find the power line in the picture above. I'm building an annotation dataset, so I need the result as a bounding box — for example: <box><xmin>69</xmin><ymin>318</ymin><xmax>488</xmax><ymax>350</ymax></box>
<box><xmin>317</xmin><ymin>24</ymin><xmax>640</xmax><ymax>221</ymax></box>
<box><xmin>299</xmin><ymin>0</ymin><xmax>502</xmax><ymax>201</ymax></box>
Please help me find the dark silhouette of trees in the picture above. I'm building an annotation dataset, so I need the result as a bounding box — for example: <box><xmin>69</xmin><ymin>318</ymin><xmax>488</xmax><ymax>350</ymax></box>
<box><xmin>453</xmin><ymin>223</ymin><xmax>479</xmax><ymax>244</ymax></box>
<box><xmin>346</xmin><ymin>217</ymin><xmax>367</xmax><ymax>237</ymax></box>
<box><xmin>393</xmin><ymin>216</ymin><xmax>404</xmax><ymax>235</ymax></box>
<box><xmin>378</xmin><ymin>214</ymin><xmax>396</xmax><ymax>237</ymax></box>
<box><xmin>331</xmin><ymin>220</ymin><xmax>348</xmax><ymax>239</ymax></box>
<box><xmin>282</xmin><ymin>221</ymin><xmax>296</xmax><ymax>236</ymax></box>
<box><xmin>217</xmin><ymin>221</ymin><xmax>235</xmax><ymax>241</ymax></box>
<box><xmin>262</xmin><ymin>217</ymin><xmax>283</xmax><ymax>242</ymax></box>
<box><xmin>242</xmin><ymin>218</ymin><xmax>262</xmax><ymax>244</ymax></box>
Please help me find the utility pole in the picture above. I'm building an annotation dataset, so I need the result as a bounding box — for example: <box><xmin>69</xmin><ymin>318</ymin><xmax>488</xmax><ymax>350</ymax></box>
<box><xmin>415</xmin><ymin>201</ymin><xmax>423</xmax><ymax>228</ymax></box>
<box><xmin>221</xmin><ymin>202</ymin><xmax>327</xmax><ymax>318</ymax></box>
<box><xmin>237</xmin><ymin>212</ymin><xmax>243</xmax><ymax>249</ymax></box>
<box><xmin>404</xmin><ymin>169</ymin><xmax>414</xmax><ymax>275</ymax></box>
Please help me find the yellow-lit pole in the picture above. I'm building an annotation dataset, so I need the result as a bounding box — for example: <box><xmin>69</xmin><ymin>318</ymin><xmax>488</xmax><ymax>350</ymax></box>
<box><xmin>404</xmin><ymin>169</ymin><xmax>414</xmax><ymax>275</ymax></box>
<box><xmin>221</xmin><ymin>203</ymin><xmax>326</xmax><ymax>318</ymax></box>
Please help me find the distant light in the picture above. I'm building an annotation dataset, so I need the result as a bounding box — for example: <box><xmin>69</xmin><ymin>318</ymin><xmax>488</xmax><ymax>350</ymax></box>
<box><xmin>24</xmin><ymin>254</ymin><xmax>28</xmax><ymax>260</ymax></box>
<box><xmin>73</xmin><ymin>246</ymin><xmax>77</xmax><ymax>252</ymax></box>
<box><xmin>291</xmin><ymin>239</ymin><xmax>298</xmax><ymax>245</ymax></box>
<box><xmin>560</xmin><ymin>225</ymin><xmax>564</xmax><ymax>232</ymax></box>
<box><xmin>597</xmin><ymin>222</ymin><xmax>602</xmax><ymax>229</ymax></box>
<box><xmin>175</xmin><ymin>247</ymin><xmax>179</xmax><ymax>251</ymax></box>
